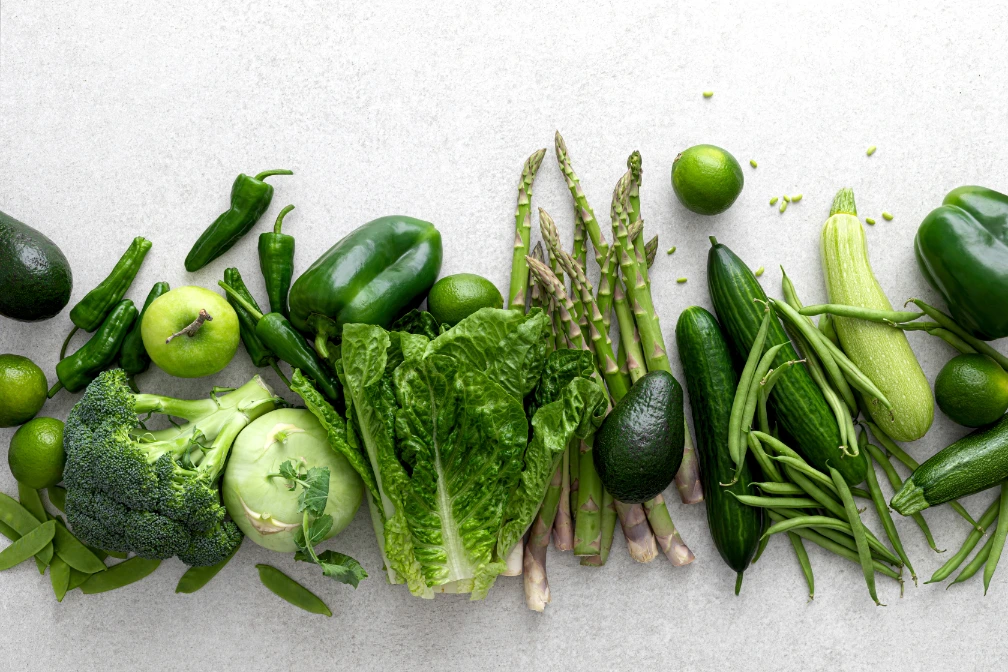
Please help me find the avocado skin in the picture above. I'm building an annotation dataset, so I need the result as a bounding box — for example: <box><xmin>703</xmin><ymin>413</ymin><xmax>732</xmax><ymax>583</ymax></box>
<box><xmin>594</xmin><ymin>370</ymin><xmax>685</xmax><ymax>503</ymax></box>
<box><xmin>0</xmin><ymin>210</ymin><xmax>73</xmax><ymax>321</ymax></box>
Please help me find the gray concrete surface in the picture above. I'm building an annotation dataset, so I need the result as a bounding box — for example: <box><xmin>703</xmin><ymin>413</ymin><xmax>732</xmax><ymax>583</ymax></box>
<box><xmin>2</xmin><ymin>1</ymin><xmax>1007</xmax><ymax>670</ymax></box>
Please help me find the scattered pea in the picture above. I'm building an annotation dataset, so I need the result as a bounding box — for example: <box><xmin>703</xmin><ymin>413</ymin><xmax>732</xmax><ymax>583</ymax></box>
<box><xmin>676</xmin><ymin>277</ymin><xmax>688</xmax><ymax>284</ymax></box>
<box><xmin>779</xmin><ymin>200</ymin><xmax>788</xmax><ymax>213</ymax></box>
<box><xmin>703</xmin><ymin>91</ymin><xmax>714</xmax><ymax>98</ymax></box>
<box><xmin>667</xmin><ymin>246</ymin><xmax>676</xmax><ymax>255</ymax></box>
<box><xmin>770</xmin><ymin>197</ymin><xmax>779</xmax><ymax>206</ymax></box>
<box><xmin>882</xmin><ymin>211</ymin><xmax>893</xmax><ymax>221</ymax></box>
<box><xmin>865</xmin><ymin>218</ymin><xmax>876</xmax><ymax>225</ymax></box>
<box><xmin>783</xmin><ymin>195</ymin><xmax>791</xmax><ymax>203</ymax></box>
<box><xmin>866</xmin><ymin>146</ymin><xmax>877</xmax><ymax>156</ymax></box>
<box><xmin>792</xmin><ymin>194</ymin><xmax>803</xmax><ymax>202</ymax></box>
<box><xmin>755</xmin><ymin>266</ymin><xmax>765</xmax><ymax>277</ymax></box>
<box><xmin>750</xmin><ymin>159</ymin><xmax>758</xmax><ymax>168</ymax></box>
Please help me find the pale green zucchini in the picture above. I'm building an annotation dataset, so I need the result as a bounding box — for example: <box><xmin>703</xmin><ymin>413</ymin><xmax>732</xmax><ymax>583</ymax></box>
<box><xmin>820</xmin><ymin>188</ymin><xmax>933</xmax><ymax>441</ymax></box>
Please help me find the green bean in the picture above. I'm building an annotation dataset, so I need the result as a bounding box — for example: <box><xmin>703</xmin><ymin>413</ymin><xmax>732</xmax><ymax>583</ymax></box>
<box><xmin>799</xmin><ymin>304</ymin><xmax>923</xmax><ymax>323</ymax></box>
<box><xmin>909</xmin><ymin>299</ymin><xmax>1008</xmax><ymax>372</ymax></box>
<box><xmin>788</xmin><ymin>531</ymin><xmax>814</xmax><ymax>599</ymax></box>
<box><xmin>928</xmin><ymin>327</ymin><xmax>977</xmax><ymax>354</ymax></box>
<box><xmin>819</xmin><ymin>313</ymin><xmax>839</xmax><ymax>346</ymax></box>
<box><xmin>47</xmin><ymin>486</ymin><xmax>67</xmax><ymax>513</ymax></box>
<box><xmin>866</xmin><ymin>421</ymin><xmax>981</xmax><ymax>531</ymax></box>
<box><xmin>758</xmin><ymin>388</ymin><xmax>770</xmax><ymax>435</ymax></box>
<box><xmin>754</xmin><ymin>482</ymin><xmax>804</xmax><ymax>496</ymax></box>
<box><xmin>927</xmin><ymin>496</ymin><xmax>1001</xmax><ymax>583</ymax></box>
<box><xmin>789</xmin><ymin>325</ymin><xmax>853</xmax><ymax>451</ymax></box>
<box><xmin>747</xmin><ymin>433</ymin><xmax>783</xmax><ymax>483</ymax></box>
<box><xmin>256</xmin><ymin>564</ymin><xmax>331</xmax><ymax>617</ymax></box>
<box><xmin>0</xmin><ymin>520</ymin><xmax>55</xmax><ymax>571</ymax></box>
<box><xmin>862</xmin><ymin>433</ymin><xmax>916</xmax><ymax>584</ymax></box>
<box><xmin>733</xmin><ymin>494</ymin><xmax>820</xmax><ymax>509</ymax></box>
<box><xmin>815</xmin><ymin>329</ymin><xmax>893</xmax><ymax>410</ymax></box>
<box><xmin>80</xmin><ymin>557</ymin><xmax>160</xmax><ymax>594</ymax></box>
<box><xmin>984</xmin><ymin>482</ymin><xmax>1008</xmax><ymax>593</ymax></box>
<box><xmin>729</xmin><ymin>308</ymin><xmax>772</xmax><ymax>470</ymax></box>
<box><xmin>863</xmin><ymin>441</ymin><xmax>942</xmax><ymax>552</ymax></box>
<box><xmin>751</xmin><ymin>530</ymin><xmax>771</xmax><ymax>565</ymax></box>
<box><xmin>176</xmin><ymin>540</ymin><xmax>242</xmax><ymax>594</ymax></box>
<box><xmin>771</xmin><ymin>298</ymin><xmax>859</xmax><ymax>412</ymax></box>
<box><xmin>767</xmin><ymin>510</ymin><xmax>901</xmax><ymax>580</ymax></box>
<box><xmin>951</xmin><ymin>534</ymin><xmax>994</xmax><ymax>587</ymax></box>
<box><xmin>735</xmin><ymin>343</ymin><xmax>787</xmax><ymax>483</ymax></box>
<box><xmin>830</xmin><ymin>465</ymin><xmax>883</xmax><ymax>605</ymax></box>
<box><xmin>18</xmin><ymin>484</ymin><xmax>53</xmax><ymax>572</ymax></box>
<box><xmin>51</xmin><ymin>519</ymin><xmax>108</xmax><ymax>574</ymax></box>
<box><xmin>50</xmin><ymin>555</ymin><xmax>70</xmax><ymax>602</ymax></box>
<box><xmin>764</xmin><ymin>514</ymin><xmax>853</xmax><ymax>539</ymax></box>
<box><xmin>771</xmin><ymin>455</ymin><xmax>838</xmax><ymax>494</ymax></box>
<box><xmin>773</xmin><ymin>507</ymin><xmax>884</xmax><ymax>563</ymax></box>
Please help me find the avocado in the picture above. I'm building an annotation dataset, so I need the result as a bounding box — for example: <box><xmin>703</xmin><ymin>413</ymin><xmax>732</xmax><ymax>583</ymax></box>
<box><xmin>0</xmin><ymin>209</ymin><xmax>73</xmax><ymax>321</ymax></box>
<box><xmin>594</xmin><ymin>370</ymin><xmax>685</xmax><ymax>503</ymax></box>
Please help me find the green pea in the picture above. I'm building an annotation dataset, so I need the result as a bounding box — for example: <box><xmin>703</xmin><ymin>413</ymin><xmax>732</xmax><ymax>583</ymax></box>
<box><xmin>755</xmin><ymin>266</ymin><xmax>765</xmax><ymax>277</ymax></box>
<box><xmin>770</xmin><ymin>197</ymin><xmax>779</xmax><ymax>206</ymax></box>
<box><xmin>0</xmin><ymin>520</ymin><xmax>55</xmax><ymax>571</ymax></box>
<box><xmin>866</xmin><ymin>145</ymin><xmax>877</xmax><ymax>156</ymax></box>
<box><xmin>50</xmin><ymin>556</ymin><xmax>70</xmax><ymax>602</ymax></box>
<box><xmin>676</xmin><ymin>277</ymin><xmax>687</xmax><ymax>284</ymax></box>
<box><xmin>750</xmin><ymin>159</ymin><xmax>758</xmax><ymax>168</ymax></box>
<box><xmin>176</xmin><ymin>540</ymin><xmax>242</xmax><ymax>594</ymax></box>
<box><xmin>791</xmin><ymin>194</ymin><xmax>803</xmax><ymax>202</ymax></box>
<box><xmin>703</xmin><ymin>90</ymin><xmax>714</xmax><ymax>98</ymax></box>
<box><xmin>666</xmin><ymin>246</ymin><xmax>676</xmax><ymax>255</ymax></box>
<box><xmin>865</xmin><ymin>218</ymin><xmax>876</xmax><ymax>225</ymax></box>
<box><xmin>256</xmin><ymin>564</ymin><xmax>331</xmax><ymax>617</ymax></box>
<box><xmin>80</xmin><ymin>557</ymin><xmax>160</xmax><ymax>594</ymax></box>
<box><xmin>882</xmin><ymin>211</ymin><xmax>893</xmax><ymax>221</ymax></box>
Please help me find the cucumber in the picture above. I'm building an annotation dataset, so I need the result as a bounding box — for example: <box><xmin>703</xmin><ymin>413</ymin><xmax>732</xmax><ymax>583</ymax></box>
<box><xmin>821</xmin><ymin>188</ymin><xmax>933</xmax><ymax>441</ymax></box>
<box><xmin>676</xmin><ymin>306</ymin><xmax>761</xmax><ymax>592</ymax></box>
<box><xmin>891</xmin><ymin>413</ymin><xmax>1008</xmax><ymax>515</ymax></box>
<box><xmin>707</xmin><ymin>237</ymin><xmax>865</xmax><ymax>485</ymax></box>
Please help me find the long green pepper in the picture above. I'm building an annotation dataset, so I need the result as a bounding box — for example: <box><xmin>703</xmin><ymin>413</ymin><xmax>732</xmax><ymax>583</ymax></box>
<box><xmin>258</xmin><ymin>204</ymin><xmax>297</xmax><ymax>318</ymax></box>
<box><xmin>119</xmin><ymin>281</ymin><xmax>170</xmax><ymax>384</ymax></box>
<box><xmin>51</xmin><ymin>300</ymin><xmax>138</xmax><ymax>396</ymax></box>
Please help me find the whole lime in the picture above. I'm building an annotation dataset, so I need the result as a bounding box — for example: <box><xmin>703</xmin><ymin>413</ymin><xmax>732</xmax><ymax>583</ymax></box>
<box><xmin>427</xmin><ymin>273</ymin><xmax>504</xmax><ymax>326</ymax></box>
<box><xmin>9</xmin><ymin>417</ymin><xmax>65</xmax><ymax>488</ymax></box>
<box><xmin>141</xmin><ymin>286</ymin><xmax>239</xmax><ymax>378</ymax></box>
<box><xmin>0</xmin><ymin>354</ymin><xmax>48</xmax><ymax>428</ymax></box>
<box><xmin>671</xmin><ymin>144</ymin><xmax>744</xmax><ymax>215</ymax></box>
<box><xmin>934</xmin><ymin>354</ymin><xmax>1008</xmax><ymax>427</ymax></box>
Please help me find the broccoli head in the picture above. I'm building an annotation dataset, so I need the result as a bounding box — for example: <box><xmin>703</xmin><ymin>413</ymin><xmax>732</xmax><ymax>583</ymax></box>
<box><xmin>63</xmin><ymin>369</ymin><xmax>278</xmax><ymax>566</ymax></box>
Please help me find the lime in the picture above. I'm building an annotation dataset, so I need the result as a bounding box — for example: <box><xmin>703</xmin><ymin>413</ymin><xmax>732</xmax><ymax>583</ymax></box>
<box><xmin>934</xmin><ymin>354</ymin><xmax>1008</xmax><ymax>427</ymax></box>
<box><xmin>0</xmin><ymin>354</ymin><xmax>48</xmax><ymax>428</ymax></box>
<box><xmin>671</xmin><ymin>144</ymin><xmax>744</xmax><ymax>215</ymax></box>
<box><xmin>8</xmin><ymin>417</ymin><xmax>65</xmax><ymax>488</ymax></box>
<box><xmin>427</xmin><ymin>274</ymin><xmax>504</xmax><ymax>326</ymax></box>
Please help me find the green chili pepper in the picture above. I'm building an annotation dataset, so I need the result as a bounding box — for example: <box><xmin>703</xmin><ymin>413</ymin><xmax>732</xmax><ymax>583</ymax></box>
<box><xmin>258</xmin><ymin>204</ymin><xmax>296</xmax><ymax>318</ymax></box>
<box><xmin>222</xmin><ymin>268</ymin><xmax>275</xmax><ymax>368</ymax></box>
<box><xmin>62</xmin><ymin>237</ymin><xmax>150</xmax><ymax>358</ymax></box>
<box><xmin>185</xmin><ymin>170</ymin><xmax>293</xmax><ymax>272</ymax></box>
<box><xmin>119</xmin><ymin>281</ymin><xmax>170</xmax><ymax>384</ymax></box>
<box><xmin>218</xmin><ymin>281</ymin><xmax>340</xmax><ymax>405</ymax></box>
<box><xmin>50</xmin><ymin>300</ymin><xmax>137</xmax><ymax>397</ymax></box>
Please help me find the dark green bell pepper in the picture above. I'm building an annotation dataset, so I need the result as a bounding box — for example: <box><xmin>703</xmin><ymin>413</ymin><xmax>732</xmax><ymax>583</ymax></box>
<box><xmin>915</xmin><ymin>186</ymin><xmax>1008</xmax><ymax>340</ymax></box>
<box><xmin>287</xmin><ymin>216</ymin><xmax>442</xmax><ymax>341</ymax></box>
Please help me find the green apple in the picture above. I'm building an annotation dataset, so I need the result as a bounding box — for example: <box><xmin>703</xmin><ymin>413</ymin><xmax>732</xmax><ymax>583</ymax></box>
<box><xmin>141</xmin><ymin>286</ymin><xmax>240</xmax><ymax>378</ymax></box>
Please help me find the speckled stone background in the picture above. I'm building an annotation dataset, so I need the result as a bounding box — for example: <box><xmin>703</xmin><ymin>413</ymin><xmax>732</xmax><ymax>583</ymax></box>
<box><xmin>2</xmin><ymin>1</ymin><xmax>1007</xmax><ymax>670</ymax></box>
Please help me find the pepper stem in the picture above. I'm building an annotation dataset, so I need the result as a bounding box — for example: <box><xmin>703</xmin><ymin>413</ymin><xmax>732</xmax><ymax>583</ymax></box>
<box><xmin>165</xmin><ymin>309</ymin><xmax>213</xmax><ymax>344</ymax></box>
<box><xmin>60</xmin><ymin>326</ymin><xmax>79</xmax><ymax>360</ymax></box>
<box><xmin>274</xmin><ymin>204</ymin><xmax>295</xmax><ymax>234</ymax></box>
<box><xmin>218</xmin><ymin>281</ymin><xmax>264</xmax><ymax>322</ymax></box>
<box><xmin>709</xmin><ymin>236</ymin><xmax>719</xmax><ymax>247</ymax></box>
<box><xmin>253</xmin><ymin>169</ymin><xmax>294</xmax><ymax>182</ymax></box>
<box><xmin>47</xmin><ymin>380</ymin><xmax>64</xmax><ymax>398</ymax></box>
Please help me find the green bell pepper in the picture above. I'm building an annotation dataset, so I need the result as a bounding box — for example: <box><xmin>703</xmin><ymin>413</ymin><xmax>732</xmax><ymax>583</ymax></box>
<box><xmin>287</xmin><ymin>215</ymin><xmax>442</xmax><ymax>344</ymax></box>
<box><xmin>915</xmin><ymin>186</ymin><xmax>1008</xmax><ymax>340</ymax></box>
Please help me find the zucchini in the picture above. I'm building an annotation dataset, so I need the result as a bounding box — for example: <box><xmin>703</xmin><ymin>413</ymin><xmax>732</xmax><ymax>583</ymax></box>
<box><xmin>821</xmin><ymin>188</ymin><xmax>933</xmax><ymax>441</ymax></box>
<box><xmin>707</xmin><ymin>237</ymin><xmax>865</xmax><ymax>485</ymax></box>
<box><xmin>891</xmin><ymin>413</ymin><xmax>1008</xmax><ymax>515</ymax></box>
<box><xmin>676</xmin><ymin>306</ymin><xmax>761</xmax><ymax>593</ymax></box>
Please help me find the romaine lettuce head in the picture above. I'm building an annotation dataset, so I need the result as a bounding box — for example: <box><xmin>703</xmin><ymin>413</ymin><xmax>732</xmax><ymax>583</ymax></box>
<box><xmin>339</xmin><ymin>308</ymin><xmax>606</xmax><ymax>599</ymax></box>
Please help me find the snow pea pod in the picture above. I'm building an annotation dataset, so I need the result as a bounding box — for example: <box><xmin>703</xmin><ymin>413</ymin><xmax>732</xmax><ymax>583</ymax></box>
<box><xmin>80</xmin><ymin>557</ymin><xmax>160</xmax><ymax>594</ymax></box>
<box><xmin>256</xmin><ymin>564</ymin><xmax>331</xmax><ymax>617</ymax></box>
<box><xmin>0</xmin><ymin>520</ymin><xmax>55</xmax><ymax>571</ymax></box>
<box><xmin>47</xmin><ymin>486</ymin><xmax>66</xmax><ymax>513</ymax></box>
<box><xmin>176</xmin><ymin>539</ymin><xmax>242</xmax><ymax>594</ymax></box>
<box><xmin>50</xmin><ymin>556</ymin><xmax>70</xmax><ymax>602</ymax></box>
<box><xmin>0</xmin><ymin>492</ymin><xmax>52</xmax><ymax>567</ymax></box>
<box><xmin>51</xmin><ymin>518</ymin><xmax>107</xmax><ymax>574</ymax></box>
<box><xmin>18</xmin><ymin>483</ymin><xmax>53</xmax><ymax>572</ymax></box>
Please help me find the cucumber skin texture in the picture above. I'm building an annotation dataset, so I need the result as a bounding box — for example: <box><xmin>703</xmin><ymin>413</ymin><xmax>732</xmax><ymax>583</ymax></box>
<box><xmin>676</xmin><ymin>306</ymin><xmax>761</xmax><ymax>575</ymax></box>
<box><xmin>895</xmin><ymin>413</ymin><xmax>1008</xmax><ymax>513</ymax></box>
<box><xmin>821</xmin><ymin>213</ymin><xmax>933</xmax><ymax>441</ymax></box>
<box><xmin>707</xmin><ymin>241</ymin><xmax>865</xmax><ymax>485</ymax></box>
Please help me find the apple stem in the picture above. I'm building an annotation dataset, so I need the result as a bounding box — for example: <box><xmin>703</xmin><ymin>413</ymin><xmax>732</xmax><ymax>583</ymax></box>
<box><xmin>165</xmin><ymin>309</ymin><xmax>213</xmax><ymax>344</ymax></box>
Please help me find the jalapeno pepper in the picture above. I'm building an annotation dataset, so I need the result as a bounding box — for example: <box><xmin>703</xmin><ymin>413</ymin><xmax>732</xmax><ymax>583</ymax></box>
<box><xmin>287</xmin><ymin>216</ymin><xmax>442</xmax><ymax>345</ymax></box>
<box><xmin>62</xmin><ymin>237</ymin><xmax>151</xmax><ymax>358</ymax></box>
<box><xmin>258</xmin><ymin>204</ymin><xmax>296</xmax><ymax>318</ymax></box>
<box><xmin>50</xmin><ymin>300</ymin><xmax>138</xmax><ymax>397</ymax></box>
<box><xmin>119</xmin><ymin>281</ymin><xmax>170</xmax><ymax>384</ymax></box>
<box><xmin>221</xmin><ymin>267</ymin><xmax>286</xmax><ymax>377</ymax></box>
<box><xmin>218</xmin><ymin>281</ymin><xmax>341</xmax><ymax>406</ymax></box>
<box><xmin>185</xmin><ymin>170</ymin><xmax>293</xmax><ymax>272</ymax></box>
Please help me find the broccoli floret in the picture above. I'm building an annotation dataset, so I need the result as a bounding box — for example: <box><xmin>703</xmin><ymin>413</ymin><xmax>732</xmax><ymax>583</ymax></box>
<box><xmin>63</xmin><ymin>369</ymin><xmax>278</xmax><ymax>566</ymax></box>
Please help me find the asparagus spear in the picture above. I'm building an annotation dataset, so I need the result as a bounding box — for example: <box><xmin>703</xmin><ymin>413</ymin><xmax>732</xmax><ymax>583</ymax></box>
<box><xmin>644</xmin><ymin>494</ymin><xmax>695</xmax><ymax>565</ymax></box>
<box><xmin>573</xmin><ymin>209</ymin><xmax>587</xmax><ymax>270</ymax></box>
<box><xmin>613</xmin><ymin>281</ymin><xmax>647</xmax><ymax>382</ymax></box>
<box><xmin>526</xmin><ymin>256</ymin><xmax>591</xmax><ymax>353</ymax></box>
<box><xmin>615</xmin><ymin>500</ymin><xmax>659</xmax><ymax>562</ymax></box>
<box><xmin>627</xmin><ymin>151</ymin><xmax>650</xmax><ymax>289</ymax></box>
<box><xmin>508</xmin><ymin>148</ymin><xmax>546</xmax><ymax>311</ymax></box>
<box><xmin>581</xmin><ymin>489</ymin><xmax>617</xmax><ymax>566</ymax></box>
<box><xmin>644</xmin><ymin>234</ymin><xmax>658</xmax><ymax>270</ymax></box>
<box><xmin>573</xmin><ymin>435</ymin><xmax>603</xmax><ymax>556</ymax></box>
<box><xmin>553</xmin><ymin>442</ymin><xmax>574</xmax><ymax>551</ymax></box>
<box><xmin>522</xmin><ymin>541</ymin><xmax>550</xmax><ymax>611</ymax></box>
<box><xmin>555</xmin><ymin>131</ymin><xmax>609</xmax><ymax>266</ymax></box>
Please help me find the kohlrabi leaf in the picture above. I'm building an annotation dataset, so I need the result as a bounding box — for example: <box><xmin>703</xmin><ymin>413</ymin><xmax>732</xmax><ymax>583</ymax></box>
<box><xmin>307</xmin><ymin>513</ymin><xmax>333</xmax><ymax>545</ymax></box>
<box><xmin>299</xmin><ymin>467</ymin><xmax>331</xmax><ymax>517</ymax></box>
<box><xmin>391</xmin><ymin>309</ymin><xmax>440</xmax><ymax>340</ymax></box>
<box><xmin>496</xmin><ymin>376</ymin><xmax>607</xmax><ymax>565</ymax></box>
<box><xmin>424</xmin><ymin>308</ymin><xmax>551</xmax><ymax>401</ymax></box>
<box><xmin>277</xmin><ymin>460</ymin><xmax>300</xmax><ymax>486</ymax></box>
<box><xmin>316</xmin><ymin>550</ymin><xmax>368</xmax><ymax>588</ymax></box>
<box><xmin>393</xmin><ymin>357</ymin><xmax>526</xmax><ymax>595</ymax></box>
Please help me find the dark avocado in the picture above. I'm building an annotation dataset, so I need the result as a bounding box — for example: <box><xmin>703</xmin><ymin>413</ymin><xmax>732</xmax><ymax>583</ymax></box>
<box><xmin>594</xmin><ymin>370</ymin><xmax>685</xmax><ymax>503</ymax></box>
<box><xmin>0</xmin><ymin>210</ymin><xmax>73</xmax><ymax>321</ymax></box>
